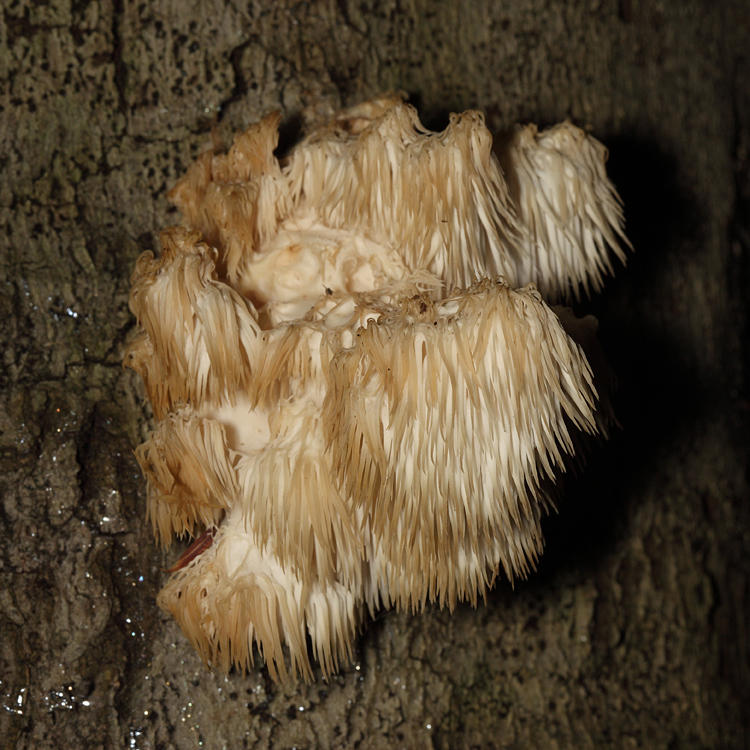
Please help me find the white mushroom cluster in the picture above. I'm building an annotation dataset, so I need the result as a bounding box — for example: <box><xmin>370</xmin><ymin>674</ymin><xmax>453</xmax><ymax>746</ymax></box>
<box><xmin>125</xmin><ymin>95</ymin><xmax>629</xmax><ymax>681</ymax></box>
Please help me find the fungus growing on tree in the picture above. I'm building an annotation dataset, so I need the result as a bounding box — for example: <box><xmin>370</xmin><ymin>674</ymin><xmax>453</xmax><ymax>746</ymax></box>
<box><xmin>125</xmin><ymin>95</ymin><xmax>629</xmax><ymax>682</ymax></box>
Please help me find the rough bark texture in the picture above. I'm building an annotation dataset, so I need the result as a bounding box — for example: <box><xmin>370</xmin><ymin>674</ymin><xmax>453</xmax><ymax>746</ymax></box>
<box><xmin>1</xmin><ymin>1</ymin><xmax>748</xmax><ymax>748</ymax></box>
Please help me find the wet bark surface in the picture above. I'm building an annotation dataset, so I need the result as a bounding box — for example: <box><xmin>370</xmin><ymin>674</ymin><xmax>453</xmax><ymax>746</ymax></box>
<box><xmin>1</xmin><ymin>1</ymin><xmax>748</xmax><ymax>747</ymax></box>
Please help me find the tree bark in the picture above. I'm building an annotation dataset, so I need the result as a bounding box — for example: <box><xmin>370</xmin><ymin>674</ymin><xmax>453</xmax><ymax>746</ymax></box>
<box><xmin>1</xmin><ymin>1</ymin><xmax>747</xmax><ymax>747</ymax></box>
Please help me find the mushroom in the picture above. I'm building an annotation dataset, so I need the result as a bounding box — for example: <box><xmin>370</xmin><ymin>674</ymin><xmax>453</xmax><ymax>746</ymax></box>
<box><xmin>125</xmin><ymin>95</ymin><xmax>629</xmax><ymax>681</ymax></box>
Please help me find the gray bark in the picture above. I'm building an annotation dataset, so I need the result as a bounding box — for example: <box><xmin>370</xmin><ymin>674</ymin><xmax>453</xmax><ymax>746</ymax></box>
<box><xmin>1</xmin><ymin>1</ymin><xmax>748</xmax><ymax>747</ymax></box>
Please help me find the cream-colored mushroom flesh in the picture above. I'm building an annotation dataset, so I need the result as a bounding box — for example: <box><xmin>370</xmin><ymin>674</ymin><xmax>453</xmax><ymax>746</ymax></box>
<box><xmin>125</xmin><ymin>95</ymin><xmax>628</xmax><ymax>682</ymax></box>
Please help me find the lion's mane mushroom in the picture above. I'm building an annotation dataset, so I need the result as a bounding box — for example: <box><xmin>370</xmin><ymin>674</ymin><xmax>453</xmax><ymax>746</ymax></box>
<box><xmin>125</xmin><ymin>95</ymin><xmax>629</xmax><ymax>682</ymax></box>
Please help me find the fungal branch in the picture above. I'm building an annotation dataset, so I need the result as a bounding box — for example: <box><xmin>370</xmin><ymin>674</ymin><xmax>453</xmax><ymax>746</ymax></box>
<box><xmin>125</xmin><ymin>94</ymin><xmax>629</xmax><ymax>682</ymax></box>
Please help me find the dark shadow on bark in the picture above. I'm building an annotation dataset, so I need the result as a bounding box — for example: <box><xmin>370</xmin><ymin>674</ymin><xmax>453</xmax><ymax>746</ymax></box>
<box><xmin>274</xmin><ymin>113</ymin><xmax>305</xmax><ymax>162</ymax></box>
<box><xmin>522</xmin><ymin>137</ymin><xmax>714</xmax><ymax>587</ymax></box>
<box><xmin>404</xmin><ymin>91</ymin><xmax>454</xmax><ymax>133</ymax></box>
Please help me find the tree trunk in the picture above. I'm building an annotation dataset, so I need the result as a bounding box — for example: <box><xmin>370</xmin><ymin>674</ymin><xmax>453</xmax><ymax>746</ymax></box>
<box><xmin>1</xmin><ymin>1</ymin><xmax>747</xmax><ymax>747</ymax></box>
